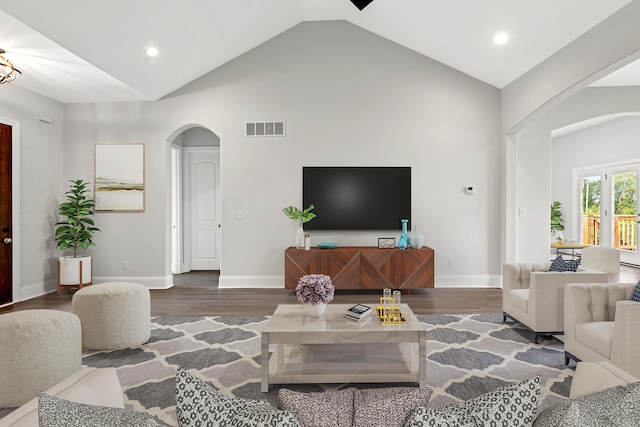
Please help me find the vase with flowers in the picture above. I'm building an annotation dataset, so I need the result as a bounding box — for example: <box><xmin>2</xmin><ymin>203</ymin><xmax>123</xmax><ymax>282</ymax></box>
<box><xmin>295</xmin><ymin>274</ymin><xmax>334</xmax><ymax>317</ymax></box>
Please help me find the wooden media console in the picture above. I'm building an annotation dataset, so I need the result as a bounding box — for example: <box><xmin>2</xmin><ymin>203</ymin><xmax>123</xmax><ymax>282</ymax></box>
<box><xmin>284</xmin><ymin>246</ymin><xmax>434</xmax><ymax>290</ymax></box>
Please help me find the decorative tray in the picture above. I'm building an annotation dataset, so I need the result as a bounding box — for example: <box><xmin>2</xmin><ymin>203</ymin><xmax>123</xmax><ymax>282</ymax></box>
<box><xmin>317</xmin><ymin>243</ymin><xmax>338</xmax><ymax>249</ymax></box>
<box><xmin>376</xmin><ymin>298</ymin><xmax>406</xmax><ymax>324</ymax></box>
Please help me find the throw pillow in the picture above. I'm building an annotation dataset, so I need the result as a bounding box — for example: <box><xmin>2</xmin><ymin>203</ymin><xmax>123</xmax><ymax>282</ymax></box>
<box><xmin>566</xmin><ymin>258</ymin><xmax>581</xmax><ymax>271</ymax></box>
<box><xmin>352</xmin><ymin>386</ymin><xmax>433</xmax><ymax>427</ymax></box>
<box><xmin>549</xmin><ymin>256</ymin><xmax>580</xmax><ymax>272</ymax></box>
<box><xmin>533</xmin><ymin>382</ymin><xmax>640</xmax><ymax>427</ymax></box>
<box><xmin>37</xmin><ymin>392</ymin><xmax>169</xmax><ymax>427</ymax></box>
<box><xmin>175</xmin><ymin>368</ymin><xmax>300</xmax><ymax>427</ymax></box>
<box><xmin>561</xmin><ymin>401</ymin><xmax>610</xmax><ymax>427</ymax></box>
<box><xmin>438</xmin><ymin>376</ymin><xmax>541</xmax><ymax>427</ymax></box>
<box><xmin>404</xmin><ymin>406</ymin><xmax>476</xmax><ymax>427</ymax></box>
<box><xmin>277</xmin><ymin>388</ymin><xmax>355</xmax><ymax>427</ymax></box>
<box><xmin>549</xmin><ymin>255</ymin><xmax>567</xmax><ymax>272</ymax></box>
<box><xmin>632</xmin><ymin>280</ymin><xmax>640</xmax><ymax>302</ymax></box>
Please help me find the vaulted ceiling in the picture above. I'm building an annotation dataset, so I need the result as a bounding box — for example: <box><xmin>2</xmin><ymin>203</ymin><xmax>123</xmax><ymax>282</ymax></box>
<box><xmin>0</xmin><ymin>0</ymin><xmax>635</xmax><ymax>104</ymax></box>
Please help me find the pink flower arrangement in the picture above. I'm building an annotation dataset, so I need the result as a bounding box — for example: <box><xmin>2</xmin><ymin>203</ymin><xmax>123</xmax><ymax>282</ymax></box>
<box><xmin>295</xmin><ymin>274</ymin><xmax>334</xmax><ymax>305</ymax></box>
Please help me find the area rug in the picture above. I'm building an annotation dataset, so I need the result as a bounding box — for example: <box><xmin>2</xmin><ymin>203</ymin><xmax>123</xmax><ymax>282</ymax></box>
<box><xmin>81</xmin><ymin>314</ymin><xmax>573</xmax><ymax>426</ymax></box>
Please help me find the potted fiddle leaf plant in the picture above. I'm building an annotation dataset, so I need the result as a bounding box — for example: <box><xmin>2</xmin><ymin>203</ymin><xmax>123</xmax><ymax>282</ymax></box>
<box><xmin>55</xmin><ymin>179</ymin><xmax>100</xmax><ymax>294</ymax></box>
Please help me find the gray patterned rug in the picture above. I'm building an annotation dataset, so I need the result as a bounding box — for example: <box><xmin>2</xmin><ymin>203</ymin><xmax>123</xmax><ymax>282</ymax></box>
<box><xmin>81</xmin><ymin>314</ymin><xmax>573</xmax><ymax>426</ymax></box>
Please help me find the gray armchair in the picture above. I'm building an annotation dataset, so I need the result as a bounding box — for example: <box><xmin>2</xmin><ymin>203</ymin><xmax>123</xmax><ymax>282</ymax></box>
<box><xmin>564</xmin><ymin>282</ymin><xmax>640</xmax><ymax>378</ymax></box>
<box><xmin>502</xmin><ymin>262</ymin><xmax>609</xmax><ymax>342</ymax></box>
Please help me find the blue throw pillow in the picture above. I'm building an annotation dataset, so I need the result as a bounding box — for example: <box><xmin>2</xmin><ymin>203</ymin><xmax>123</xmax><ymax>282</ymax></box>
<box><xmin>632</xmin><ymin>281</ymin><xmax>640</xmax><ymax>302</ymax></box>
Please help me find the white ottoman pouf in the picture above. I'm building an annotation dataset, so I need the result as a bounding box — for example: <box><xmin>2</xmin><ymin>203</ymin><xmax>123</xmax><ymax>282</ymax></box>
<box><xmin>72</xmin><ymin>282</ymin><xmax>150</xmax><ymax>350</ymax></box>
<box><xmin>0</xmin><ymin>309</ymin><xmax>82</xmax><ymax>407</ymax></box>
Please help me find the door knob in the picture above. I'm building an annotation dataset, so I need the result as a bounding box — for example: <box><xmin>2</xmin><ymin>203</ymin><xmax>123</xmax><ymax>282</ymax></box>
<box><xmin>3</xmin><ymin>237</ymin><xmax>12</xmax><ymax>244</ymax></box>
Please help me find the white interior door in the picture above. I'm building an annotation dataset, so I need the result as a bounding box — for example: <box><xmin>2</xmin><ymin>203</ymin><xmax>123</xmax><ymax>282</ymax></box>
<box><xmin>170</xmin><ymin>146</ymin><xmax>182</xmax><ymax>274</ymax></box>
<box><xmin>186</xmin><ymin>147</ymin><xmax>221</xmax><ymax>270</ymax></box>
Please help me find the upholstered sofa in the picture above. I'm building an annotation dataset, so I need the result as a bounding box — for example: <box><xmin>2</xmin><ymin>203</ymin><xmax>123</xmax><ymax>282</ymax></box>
<box><xmin>0</xmin><ymin>367</ymin><xmax>123</xmax><ymax>427</ymax></box>
<box><xmin>502</xmin><ymin>262</ymin><xmax>608</xmax><ymax>342</ymax></box>
<box><xmin>564</xmin><ymin>282</ymin><xmax>640</xmax><ymax>378</ymax></box>
<box><xmin>569</xmin><ymin>361</ymin><xmax>638</xmax><ymax>399</ymax></box>
<box><xmin>532</xmin><ymin>361</ymin><xmax>640</xmax><ymax>426</ymax></box>
<box><xmin>2</xmin><ymin>361</ymin><xmax>637</xmax><ymax>427</ymax></box>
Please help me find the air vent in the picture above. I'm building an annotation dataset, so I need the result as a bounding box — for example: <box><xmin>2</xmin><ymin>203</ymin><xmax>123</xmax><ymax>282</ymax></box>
<box><xmin>245</xmin><ymin>121</ymin><xmax>286</xmax><ymax>137</ymax></box>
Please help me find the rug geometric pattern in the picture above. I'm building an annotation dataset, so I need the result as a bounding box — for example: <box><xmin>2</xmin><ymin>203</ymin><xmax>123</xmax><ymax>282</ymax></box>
<box><xmin>81</xmin><ymin>314</ymin><xmax>573</xmax><ymax>426</ymax></box>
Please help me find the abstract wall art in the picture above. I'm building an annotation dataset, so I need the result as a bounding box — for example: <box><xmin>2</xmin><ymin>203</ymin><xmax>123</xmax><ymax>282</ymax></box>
<box><xmin>94</xmin><ymin>143</ymin><xmax>145</xmax><ymax>212</ymax></box>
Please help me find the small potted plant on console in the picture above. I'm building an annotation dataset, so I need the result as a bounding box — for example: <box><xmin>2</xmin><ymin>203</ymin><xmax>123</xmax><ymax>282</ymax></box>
<box><xmin>282</xmin><ymin>204</ymin><xmax>316</xmax><ymax>249</ymax></box>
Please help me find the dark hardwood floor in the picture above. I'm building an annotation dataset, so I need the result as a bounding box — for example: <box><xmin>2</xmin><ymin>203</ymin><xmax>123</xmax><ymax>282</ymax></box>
<box><xmin>2</xmin><ymin>265</ymin><xmax>638</xmax><ymax>317</ymax></box>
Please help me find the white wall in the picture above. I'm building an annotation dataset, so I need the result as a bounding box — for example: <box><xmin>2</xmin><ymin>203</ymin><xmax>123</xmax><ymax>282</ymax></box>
<box><xmin>502</xmin><ymin>1</ymin><xmax>640</xmax><ymax>265</ymax></box>
<box><xmin>12</xmin><ymin>11</ymin><xmax>640</xmax><ymax>297</ymax></box>
<box><xmin>513</xmin><ymin>87</ymin><xmax>640</xmax><ymax>262</ymax></box>
<box><xmin>180</xmin><ymin>127</ymin><xmax>220</xmax><ymax>147</ymax></box>
<box><xmin>0</xmin><ymin>83</ymin><xmax>65</xmax><ymax>299</ymax></box>
<box><xmin>552</xmin><ymin>115</ymin><xmax>640</xmax><ymax>240</ymax></box>
<box><xmin>60</xmin><ymin>21</ymin><xmax>502</xmax><ymax>289</ymax></box>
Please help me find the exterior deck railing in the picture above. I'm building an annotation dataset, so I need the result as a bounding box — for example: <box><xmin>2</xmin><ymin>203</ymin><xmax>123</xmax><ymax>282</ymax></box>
<box><xmin>582</xmin><ymin>215</ymin><xmax>637</xmax><ymax>251</ymax></box>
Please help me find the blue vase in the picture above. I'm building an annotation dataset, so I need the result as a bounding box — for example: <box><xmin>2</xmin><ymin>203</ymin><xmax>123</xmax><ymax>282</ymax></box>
<box><xmin>398</xmin><ymin>219</ymin><xmax>409</xmax><ymax>249</ymax></box>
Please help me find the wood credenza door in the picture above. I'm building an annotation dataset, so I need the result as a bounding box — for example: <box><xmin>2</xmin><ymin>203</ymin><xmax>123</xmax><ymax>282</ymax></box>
<box><xmin>284</xmin><ymin>246</ymin><xmax>434</xmax><ymax>289</ymax></box>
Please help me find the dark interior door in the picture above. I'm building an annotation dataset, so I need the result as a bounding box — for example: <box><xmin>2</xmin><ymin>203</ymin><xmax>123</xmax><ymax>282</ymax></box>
<box><xmin>0</xmin><ymin>123</ymin><xmax>12</xmax><ymax>304</ymax></box>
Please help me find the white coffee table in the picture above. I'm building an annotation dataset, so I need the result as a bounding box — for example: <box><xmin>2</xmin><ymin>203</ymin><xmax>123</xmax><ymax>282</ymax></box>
<box><xmin>261</xmin><ymin>303</ymin><xmax>426</xmax><ymax>392</ymax></box>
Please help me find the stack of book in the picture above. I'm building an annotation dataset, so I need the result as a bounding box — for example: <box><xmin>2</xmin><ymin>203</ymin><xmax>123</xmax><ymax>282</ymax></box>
<box><xmin>344</xmin><ymin>304</ymin><xmax>372</xmax><ymax>322</ymax></box>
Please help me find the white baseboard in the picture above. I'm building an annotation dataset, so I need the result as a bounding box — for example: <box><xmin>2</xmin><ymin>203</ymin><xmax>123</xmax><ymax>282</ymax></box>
<box><xmin>16</xmin><ymin>279</ymin><xmax>55</xmax><ymax>302</ymax></box>
<box><xmin>218</xmin><ymin>275</ymin><xmax>501</xmax><ymax>289</ymax></box>
<box><xmin>13</xmin><ymin>276</ymin><xmax>174</xmax><ymax>303</ymax></box>
<box><xmin>219</xmin><ymin>275</ymin><xmax>284</xmax><ymax>289</ymax></box>
<box><xmin>94</xmin><ymin>276</ymin><xmax>174</xmax><ymax>289</ymax></box>
<box><xmin>13</xmin><ymin>275</ymin><xmax>499</xmax><ymax>302</ymax></box>
<box><xmin>434</xmin><ymin>275</ymin><xmax>501</xmax><ymax>288</ymax></box>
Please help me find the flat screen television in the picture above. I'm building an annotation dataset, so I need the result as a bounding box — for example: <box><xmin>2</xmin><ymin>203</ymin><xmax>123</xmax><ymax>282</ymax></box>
<box><xmin>303</xmin><ymin>166</ymin><xmax>411</xmax><ymax>231</ymax></box>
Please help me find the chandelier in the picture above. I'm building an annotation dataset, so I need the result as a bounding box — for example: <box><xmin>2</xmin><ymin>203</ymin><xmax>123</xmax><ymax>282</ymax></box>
<box><xmin>0</xmin><ymin>49</ymin><xmax>21</xmax><ymax>84</ymax></box>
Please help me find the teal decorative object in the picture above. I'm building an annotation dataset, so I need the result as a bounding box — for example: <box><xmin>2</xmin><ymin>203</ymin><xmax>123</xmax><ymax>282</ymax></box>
<box><xmin>398</xmin><ymin>219</ymin><xmax>409</xmax><ymax>249</ymax></box>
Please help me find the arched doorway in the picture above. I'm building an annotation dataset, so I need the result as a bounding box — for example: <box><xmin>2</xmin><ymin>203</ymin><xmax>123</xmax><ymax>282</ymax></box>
<box><xmin>168</xmin><ymin>126</ymin><xmax>220</xmax><ymax>276</ymax></box>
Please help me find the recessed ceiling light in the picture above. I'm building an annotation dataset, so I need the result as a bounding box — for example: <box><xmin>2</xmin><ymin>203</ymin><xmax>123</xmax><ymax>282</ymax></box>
<box><xmin>146</xmin><ymin>47</ymin><xmax>159</xmax><ymax>57</ymax></box>
<box><xmin>494</xmin><ymin>32</ymin><xmax>509</xmax><ymax>45</ymax></box>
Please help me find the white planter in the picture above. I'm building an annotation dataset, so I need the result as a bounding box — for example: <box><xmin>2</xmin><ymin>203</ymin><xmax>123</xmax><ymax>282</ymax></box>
<box><xmin>58</xmin><ymin>256</ymin><xmax>92</xmax><ymax>285</ymax></box>
<box><xmin>304</xmin><ymin>302</ymin><xmax>326</xmax><ymax>317</ymax></box>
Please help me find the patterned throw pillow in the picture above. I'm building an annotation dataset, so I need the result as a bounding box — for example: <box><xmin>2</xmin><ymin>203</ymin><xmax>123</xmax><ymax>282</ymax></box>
<box><xmin>37</xmin><ymin>392</ymin><xmax>169</xmax><ymax>427</ymax></box>
<box><xmin>404</xmin><ymin>406</ymin><xmax>477</xmax><ymax>427</ymax></box>
<box><xmin>352</xmin><ymin>387</ymin><xmax>433</xmax><ymax>427</ymax></box>
<box><xmin>411</xmin><ymin>376</ymin><xmax>540</xmax><ymax>427</ymax></box>
<box><xmin>175</xmin><ymin>368</ymin><xmax>300</xmax><ymax>427</ymax></box>
<box><xmin>533</xmin><ymin>382</ymin><xmax>640</xmax><ymax>426</ymax></box>
<box><xmin>566</xmin><ymin>258</ymin><xmax>581</xmax><ymax>271</ymax></box>
<box><xmin>549</xmin><ymin>256</ymin><xmax>581</xmax><ymax>272</ymax></box>
<box><xmin>277</xmin><ymin>388</ymin><xmax>355</xmax><ymax>427</ymax></box>
<box><xmin>632</xmin><ymin>280</ymin><xmax>640</xmax><ymax>302</ymax></box>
